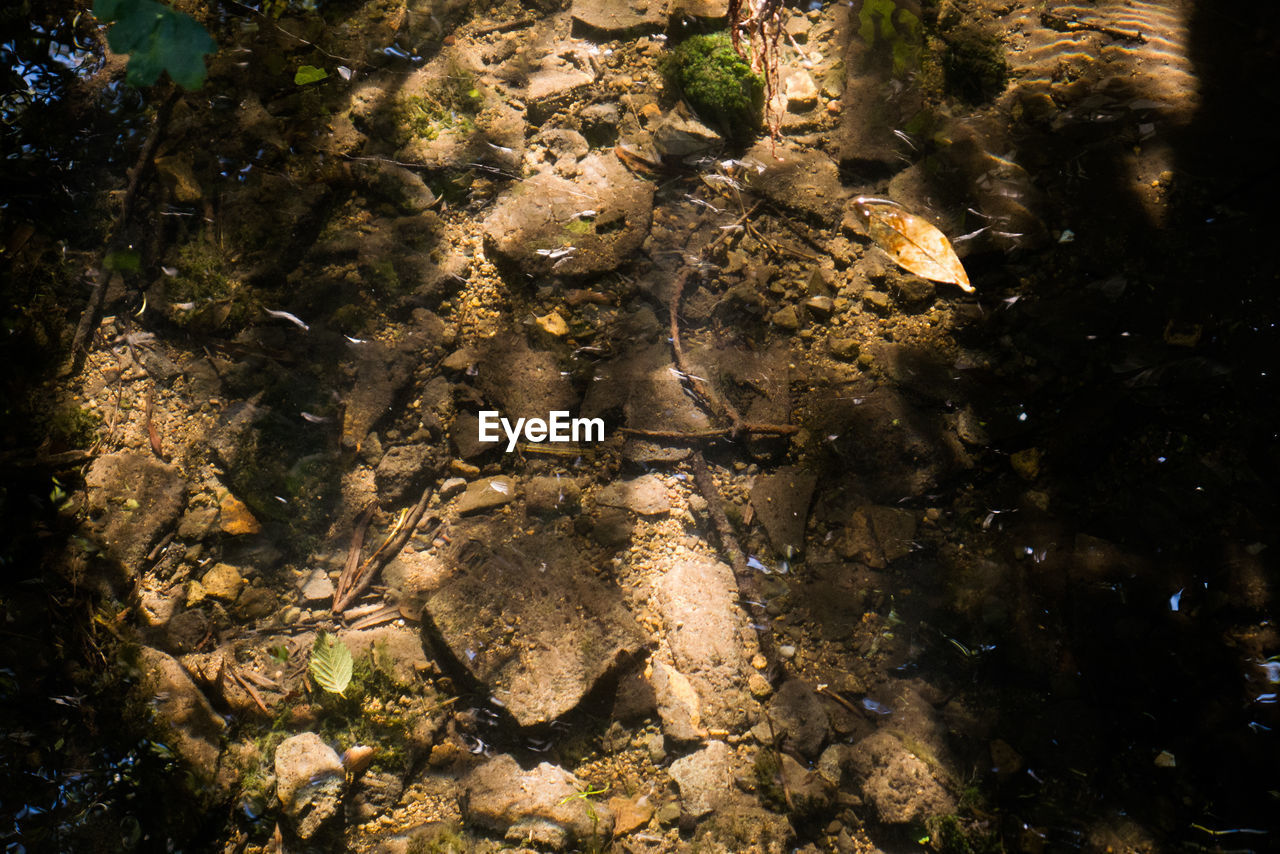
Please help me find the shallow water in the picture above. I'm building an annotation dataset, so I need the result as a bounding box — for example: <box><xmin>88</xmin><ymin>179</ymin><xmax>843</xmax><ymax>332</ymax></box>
<box><xmin>2</xmin><ymin>1</ymin><xmax>1278</xmax><ymax>851</ymax></box>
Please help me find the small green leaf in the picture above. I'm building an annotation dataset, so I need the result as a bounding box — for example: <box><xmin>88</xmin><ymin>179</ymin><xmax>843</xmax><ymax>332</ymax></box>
<box><xmin>93</xmin><ymin>0</ymin><xmax>216</xmax><ymax>90</ymax></box>
<box><xmin>309</xmin><ymin>632</ymin><xmax>353</xmax><ymax>695</ymax></box>
<box><xmin>294</xmin><ymin>65</ymin><xmax>328</xmax><ymax>85</ymax></box>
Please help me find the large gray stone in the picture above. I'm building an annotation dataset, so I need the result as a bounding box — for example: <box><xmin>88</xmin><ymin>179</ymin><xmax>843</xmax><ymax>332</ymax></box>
<box><xmin>483</xmin><ymin>153</ymin><xmax>653</xmax><ymax>278</ymax></box>
<box><xmin>463</xmin><ymin>754</ymin><xmax>614</xmax><ymax>850</ymax></box>
<box><xmin>275</xmin><ymin>732</ymin><xmax>347</xmax><ymax>839</ymax></box>
<box><xmin>84</xmin><ymin>452</ymin><xmax>187</xmax><ymax>576</ymax></box>
<box><xmin>422</xmin><ymin>527</ymin><xmax>644</xmax><ymax>726</ymax></box>
<box><xmin>135</xmin><ymin>647</ymin><xmax>225</xmax><ymax>779</ymax></box>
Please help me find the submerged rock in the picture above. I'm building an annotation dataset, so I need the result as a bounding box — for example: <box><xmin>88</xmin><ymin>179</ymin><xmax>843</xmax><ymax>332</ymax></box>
<box><xmin>582</xmin><ymin>341</ymin><xmax>713</xmax><ymax>435</ymax></box>
<box><xmin>84</xmin><ymin>452</ymin><xmax>187</xmax><ymax>576</ymax></box>
<box><xmin>453</xmin><ymin>476</ymin><xmax>517</xmax><ymax>515</ymax></box>
<box><xmin>571</xmin><ymin>0</ymin><xmax>666</xmax><ymax>37</ymax></box>
<box><xmin>475</xmin><ymin>337</ymin><xmax>578</xmax><ymax>422</ymax></box>
<box><xmin>668</xmin><ymin>740</ymin><xmax>739</xmax><ymax>818</ymax></box>
<box><xmin>836</xmin><ymin>505</ymin><xmax>917</xmax><ymax>568</ymax></box>
<box><xmin>766</xmin><ymin>679</ymin><xmax>832</xmax><ymax>759</ymax></box>
<box><xmin>844</xmin><ymin>730</ymin><xmax>955</xmax><ymax>824</ymax></box>
<box><xmin>744</xmin><ymin>141</ymin><xmax>848</xmax><ymax>227</ymax></box>
<box><xmin>595</xmin><ymin>473</ymin><xmax>671</xmax><ymax>516</ymax></box>
<box><xmin>463</xmin><ymin>754</ymin><xmax>615</xmax><ymax>850</ymax></box>
<box><xmin>275</xmin><ymin>732</ymin><xmax>347</xmax><ymax>839</ymax></box>
<box><xmin>482</xmin><ymin>152</ymin><xmax>653</xmax><ymax>278</ymax></box>
<box><xmin>422</xmin><ymin>528</ymin><xmax>643</xmax><ymax>726</ymax></box>
<box><xmin>749</xmin><ymin>466</ymin><xmax>817</xmax><ymax>558</ymax></box>
<box><xmin>135</xmin><ymin>647</ymin><xmax>226</xmax><ymax>779</ymax></box>
<box><xmin>651</xmin><ymin>555</ymin><xmax>755</xmax><ymax>740</ymax></box>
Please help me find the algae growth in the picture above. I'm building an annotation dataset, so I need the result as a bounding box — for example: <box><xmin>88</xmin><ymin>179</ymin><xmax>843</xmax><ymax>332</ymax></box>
<box><xmin>661</xmin><ymin>32</ymin><xmax>764</xmax><ymax>138</ymax></box>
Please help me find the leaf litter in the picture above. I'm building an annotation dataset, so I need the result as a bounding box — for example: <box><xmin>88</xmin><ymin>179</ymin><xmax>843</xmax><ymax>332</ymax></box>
<box><xmin>853</xmin><ymin>196</ymin><xmax>973</xmax><ymax>292</ymax></box>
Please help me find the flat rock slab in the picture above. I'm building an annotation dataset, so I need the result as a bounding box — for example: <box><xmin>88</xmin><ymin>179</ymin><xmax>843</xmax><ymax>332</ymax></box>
<box><xmin>571</xmin><ymin>0</ymin><xmax>666</xmax><ymax>37</ymax></box>
<box><xmin>750</xmin><ymin>466</ymin><xmax>817</xmax><ymax>558</ymax></box>
<box><xmin>483</xmin><ymin>152</ymin><xmax>653</xmax><ymax>278</ymax></box>
<box><xmin>582</xmin><ymin>341</ymin><xmax>713</xmax><ymax>434</ymax></box>
<box><xmin>423</xmin><ymin>528</ymin><xmax>643</xmax><ymax>726</ymax></box>
<box><xmin>475</xmin><ymin>337</ymin><xmax>578</xmax><ymax>421</ymax></box>
<box><xmin>135</xmin><ymin>647</ymin><xmax>225</xmax><ymax>777</ymax></box>
<box><xmin>744</xmin><ymin>141</ymin><xmax>848</xmax><ymax>227</ymax></box>
<box><xmin>652</xmin><ymin>555</ymin><xmax>754</xmax><ymax>739</ymax></box>
<box><xmin>595</xmin><ymin>474</ymin><xmax>671</xmax><ymax>516</ymax></box>
<box><xmin>464</xmin><ymin>754</ymin><xmax>615</xmax><ymax>850</ymax></box>
<box><xmin>453</xmin><ymin>476</ymin><xmax>517</xmax><ymax>515</ymax></box>
<box><xmin>85</xmin><ymin>452</ymin><xmax>187</xmax><ymax>576</ymax></box>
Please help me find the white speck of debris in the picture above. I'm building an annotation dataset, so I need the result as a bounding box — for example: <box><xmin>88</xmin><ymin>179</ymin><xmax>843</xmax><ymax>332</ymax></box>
<box><xmin>264</xmin><ymin>308</ymin><xmax>309</xmax><ymax>331</ymax></box>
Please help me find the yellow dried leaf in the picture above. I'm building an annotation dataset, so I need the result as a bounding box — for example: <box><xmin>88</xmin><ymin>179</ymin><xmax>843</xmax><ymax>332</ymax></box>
<box><xmin>854</xmin><ymin>197</ymin><xmax>973</xmax><ymax>292</ymax></box>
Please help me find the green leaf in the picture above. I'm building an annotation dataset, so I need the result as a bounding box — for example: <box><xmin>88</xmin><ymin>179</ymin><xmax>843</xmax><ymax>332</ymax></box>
<box><xmin>309</xmin><ymin>632</ymin><xmax>353</xmax><ymax>695</ymax></box>
<box><xmin>93</xmin><ymin>0</ymin><xmax>216</xmax><ymax>90</ymax></box>
<box><xmin>294</xmin><ymin>65</ymin><xmax>328</xmax><ymax>85</ymax></box>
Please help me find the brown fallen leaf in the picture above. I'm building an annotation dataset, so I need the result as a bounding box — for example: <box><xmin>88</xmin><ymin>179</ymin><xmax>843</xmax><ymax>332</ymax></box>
<box><xmin>852</xmin><ymin>196</ymin><xmax>973</xmax><ymax>292</ymax></box>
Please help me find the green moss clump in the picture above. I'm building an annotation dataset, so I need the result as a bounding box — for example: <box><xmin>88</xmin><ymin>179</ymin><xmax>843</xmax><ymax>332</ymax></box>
<box><xmin>752</xmin><ymin>747</ymin><xmax>786</xmax><ymax>811</ymax></box>
<box><xmin>390</xmin><ymin>94</ymin><xmax>478</xmax><ymax>146</ymax></box>
<box><xmin>45</xmin><ymin>403</ymin><xmax>101</xmax><ymax>449</ymax></box>
<box><xmin>405</xmin><ymin>822</ymin><xmax>471</xmax><ymax>854</ymax></box>
<box><xmin>660</xmin><ymin>32</ymin><xmax>763</xmax><ymax>139</ymax></box>
<box><xmin>388</xmin><ymin>61</ymin><xmax>486</xmax><ymax>147</ymax></box>
<box><xmin>165</xmin><ymin>241</ymin><xmax>258</xmax><ymax>333</ymax></box>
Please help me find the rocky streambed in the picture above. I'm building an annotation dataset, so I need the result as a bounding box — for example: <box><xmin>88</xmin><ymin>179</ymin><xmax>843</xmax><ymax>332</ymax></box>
<box><xmin>4</xmin><ymin>0</ymin><xmax>1279</xmax><ymax>853</ymax></box>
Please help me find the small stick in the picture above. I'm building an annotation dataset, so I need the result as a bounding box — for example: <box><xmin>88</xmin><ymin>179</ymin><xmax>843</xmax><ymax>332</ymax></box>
<box><xmin>228</xmin><ymin>666</ymin><xmax>272</xmax><ymax>716</ymax></box>
<box><xmin>333</xmin><ymin>503</ymin><xmax>376</xmax><ymax>610</ymax></box>
<box><xmin>67</xmin><ymin>89</ymin><xmax>181</xmax><ymax>376</ymax></box>
<box><xmin>333</xmin><ymin>486</ymin><xmax>433</xmax><ymax>613</ymax></box>
<box><xmin>144</xmin><ymin>387</ymin><xmax>164</xmax><ymax>459</ymax></box>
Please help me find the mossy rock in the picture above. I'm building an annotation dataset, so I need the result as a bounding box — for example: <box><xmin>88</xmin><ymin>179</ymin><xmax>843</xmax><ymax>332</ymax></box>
<box><xmin>660</xmin><ymin>32</ymin><xmax>763</xmax><ymax>140</ymax></box>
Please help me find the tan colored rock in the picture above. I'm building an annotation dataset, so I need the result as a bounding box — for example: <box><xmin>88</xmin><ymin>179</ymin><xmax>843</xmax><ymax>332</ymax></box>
<box><xmin>200</xmin><ymin>563</ymin><xmax>243</xmax><ymax>602</ymax></box>
<box><xmin>463</xmin><ymin>754</ymin><xmax>614</xmax><ymax>850</ymax></box>
<box><xmin>275</xmin><ymin>732</ymin><xmax>346</xmax><ymax>839</ymax></box>
<box><xmin>135</xmin><ymin>647</ymin><xmax>225</xmax><ymax>778</ymax></box>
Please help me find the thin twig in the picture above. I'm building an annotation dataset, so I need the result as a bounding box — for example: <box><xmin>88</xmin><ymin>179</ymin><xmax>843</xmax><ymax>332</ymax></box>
<box><xmin>228</xmin><ymin>666</ymin><xmax>272</xmax><ymax>716</ymax></box>
<box><xmin>333</xmin><ymin>487</ymin><xmax>433</xmax><ymax>613</ymax></box>
<box><xmin>333</xmin><ymin>503</ymin><xmax>376</xmax><ymax>610</ymax></box>
<box><xmin>68</xmin><ymin>88</ymin><xmax>181</xmax><ymax>376</ymax></box>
